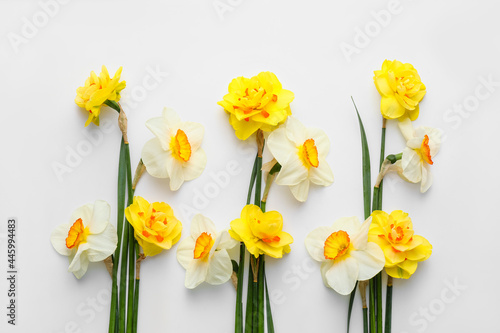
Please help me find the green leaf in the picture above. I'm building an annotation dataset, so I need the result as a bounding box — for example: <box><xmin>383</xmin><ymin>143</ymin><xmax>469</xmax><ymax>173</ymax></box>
<box><xmin>104</xmin><ymin>99</ymin><xmax>121</xmax><ymax>112</ymax></box>
<box><xmin>347</xmin><ymin>282</ymin><xmax>357</xmax><ymax>333</ymax></box>
<box><xmin>352</xmin><ymin>97</ymin><xmax>371</xmax><ymax>220</ymax></box>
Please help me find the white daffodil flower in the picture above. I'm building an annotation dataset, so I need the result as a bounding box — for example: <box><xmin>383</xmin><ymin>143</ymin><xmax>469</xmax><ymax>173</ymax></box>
<box><xmin>142</xmin><ymin>107</ymin><xmax>207</xmax><ymax>191</ymax></box>
<box><xmin>395</xmin><ymin>118</ymin><xmax>441</xmax><ymax>193</ymax></box>
<box><xmin>50</xmin><ymin>200</ymin><xmax>118</xmax><ymax>279</ymax></box>
<box><xmin>176</xmin><ymin>214</ymin><xmax>238</xmax><ymax>289</ymax></box>
<box><xmin>266</xmin><ymin>117</ymin><xmax>334</xmax><ymax>202</ymax></box>
<box><xmin>305</xmin><ymin>216</ymin><xmax>385</xmax><ymax>295</ymax></box>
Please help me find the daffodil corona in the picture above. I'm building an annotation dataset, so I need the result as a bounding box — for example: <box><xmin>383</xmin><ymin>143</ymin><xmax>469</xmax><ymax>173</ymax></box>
<box><xmin>267</xmin><ymin>117</ymin><xmax>334</xmax><ymax>202</ymax></box>
<box><xmin>141</xmin><ymin>108</ymin><xmax>207</xmax><ymax>191</ymax></box>
<box><xmin>125</xmin><ymin>196</ymin><xmax>182</xmax><ymax>257</ymax></box>
<box><xmin>218</xmin><ymin>72</ymin><xmax>294</xmax><ymax>140</ymax></box>
<box><xmin>75</xmin><ymin>66</ymin><xmax>126</xmax><ymax>126</ymax></box>
<box><xmin>305</xmin><ymin>216</ymin><xmax>385</xmax><ymax>295</ymax></box>
<box><xmin>50</xmin><ymin>200</ymin><xmax>118</xmax><ymax>279</ymax></box>
<box><xmin>369</xmin><ymin>210</ymin><xmax>432</xmax><ymax>279</ymax></box>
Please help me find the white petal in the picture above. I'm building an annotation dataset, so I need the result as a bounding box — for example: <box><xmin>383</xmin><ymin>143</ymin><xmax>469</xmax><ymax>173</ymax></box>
<box><xmin>216</xmin><ymin>230</ymin><xmax>239</xmax><ymax>250</ymax></box>
<box><xmin>306</xmin><ymin>127</ymin><xmax>330</xmax><ymax>156</ymax></box>
<box><xmin>289</xmin><ymin>179</ymin><xmax>310</xmax><ymax>202</ymax></box>
<box><xmin>285</xmin><ymin>116</ymin><xmax>307</xmax><ymax>146</ymax></box>
<box><xmin>146</xmin><ymin>116</ymin><xmax>170</xmax><ymax>151</ymax></box>
<box><xmin>309</xmin><ymin>157</ymin><xmax>334</xmax><ymax>186</ymax></box>
<box><xmin>350</xmin><ymin>243</ymin><xmax>385</xmax><ymax>280</ymax></box>
<box><xmin>420</xmin><ymin>164</ymin><xmax>433</xmax><ymax>193</ymax></box>
<box><xmin>351</xmin><ymin>217</ymin><xmax>371</xmax><ymax>251</ymax></box>
<box><xmin>166</xmin><ymin>157</ymin><xmax>184</xmax><ymax>191</ymax></box>
<box><xmin>401</xmin><ymin>147</ymin><xmax>422</xmax><ymax>183</ymax></box>
<box><xmin>190</xmin><ymin>214</ymin><xmax>217</xmax><ymax>238</ymax></box>
<box><xmin>320</xmin><ymin>261</ymin><xmax>334</xmax><ymax>288</ymax></box>
<box><xmin>68</xmin><ymin>242</ymin><xmax>90</xmax><ymax>278</ymax></box>
<box><xmin>86</xmin><ymin>223</ymin><xmax>118</xmax><ymax>262</ymax></box>
<box><xmin>182</xmin><ymin>149</ymin><xmax>207</xmax><ymax>181</ymax></box>
<box><xmin>325</xmin><ymin>256</ymin><xmax>359</xmax><ymax>295</ymax></box>
<box><xmin>70</xmin><ymin>204</ymin><xmax>93</xmax><ymax>227</ymax></box>
<box><xmin>141</xmin><ymin>138</ymin><xmax>170</xmax><ymax>179</ymax></box>
<box><xmin>50</xmin><ymin>224</ymin><xmax>72</xmax><ymax>256</ymax></box>
<box><xmin>185</xmin><ymin>259</ymin><xmax>209</xmax><ymax>289</ymax></box>
<box><xmin>206</xmin><ymin>250</ymin><xmax>233</xmax><ymax>285</ymax></box>
<box><xmin>266</xmin><ymin>127</ymin><xmax>296</xmax><ymax>165</ymax></box>
<box><xmin>176</xmin><ymin>237</ymin><xmax>196</xmax><ymax>270</ymax></box>
<box><xmin>70</xmin><ymin>252</ymin><xmax>90</xmax><ymax>279</ymax></box>
<box><xmin>398</xmin><ymin>117</ymin><xmax>414</xmax><ymax>142</ymax></box>
<box><xmin>162</xmin><ymin>107</ymin><xmax>182</xmax><ymax>128</ymax></box>
<box><xmin>305</xmin><ymin>226</ymin><xmax>334</xmax><ymax>262</ymax></box>
<box><xmin>88</xmin><ymin>200</ymin><xmax>110</xmax><ymax>234</ymax></box>
<box><xmin>331</xmin><ymin>216</ymin><xmax>360</xmax><ymax>236</ymax></box>
<box><xmin>407</xmin><ymin>137</ymin><xmax>422</xmax><ymax>150</ymax></box>
<box><xmin>182</xmin><ymin>121</ymin><xmax>204</xmax><ymax>151</ymax></box>
<box><xmin>275</xmin><ymin>155</ymin><xmax>308</xmax><ymax>186</ymax></box>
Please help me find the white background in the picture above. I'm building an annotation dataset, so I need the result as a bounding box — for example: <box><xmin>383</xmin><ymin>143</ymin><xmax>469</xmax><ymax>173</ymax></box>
<box><xmin>1</xmin><ymin>0</ymin><xmax>499</xmax><ymax>332</ymax></box>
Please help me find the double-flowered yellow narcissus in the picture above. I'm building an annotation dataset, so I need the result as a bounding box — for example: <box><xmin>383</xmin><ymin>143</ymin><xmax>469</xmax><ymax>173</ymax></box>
<box><xmin>125</xmin><ymin>196</ymin><xmax>182</xmax><ymax>257</ymax></box>
<box><xmin>218</xmin><ymin>72</ymin><xmax>294</xmax><ymax>140</ymax></box>
<box><xmin>369</xmin><ymin>210</ymin><xmax>432</xmax><ymax>279</ymax></box>
<box><xmin>176</xmin><ymin>214</ymin><xmax>238</xmax><ymax>289</ymax></box>
<box><xmin>50</xmin><ymin>200</ymin><xmax>118</xmax><ymax>279</ymax></box>
<box><xmin>229</xmin><ymin>205</ymin><xmax>293</xmax><ymax>258</ymax></box>
<box><xmin>142</xmin><ymin>108</ymin><xmax>207</xmax><ymax>191</ymax></box>
<box><xmin>305</xmin><ymin>216</ymin><xmax>385</xmax><ymax>295</ymax></box>
<box><xmin>75</xmin><ymin>66</ymin><xmax>126</xmax><ymax>126</ymax></box>
<box><xmin>267</xmin><ymin>116</ymin><xmax>334</xmax><ymax>202</ymax></box>
<box><xmin>374</xmin><ymin>60</ymin><xmax>426</xmax><ymax>121</ymax></box>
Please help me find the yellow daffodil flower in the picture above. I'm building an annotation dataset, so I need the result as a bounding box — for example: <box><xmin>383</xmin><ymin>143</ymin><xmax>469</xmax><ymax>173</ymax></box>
<box><xmin>229</xmin><ymin>205</ymin><xmax>293</xmax><ymax>258</ymax></box>
<box><xmin>141</xmin><ymin>108</ymin><xmax>207</xmax><ymax>191</ymax></box>
<box><xmin>125</xmin><ymin>196</ymin><xmax>182</xmax><ymax>257</ymax></box>
<box><xmin>305</xmin><ymin>216</ymin><xmax>385</xmax><ymax>295</ymax></box>
<box><xmin>266</xmin><ymin>117</ymin><xmax>334</xmax><ymax>202</ymax></box>
<box><xmin>369</xmin><ymin>210</ymin><xmax>432</xmax><ymax>279</ymax></box>
<box><xmin>374</xmin><ymin>60</ymin><xmax>426</xmax><ymax>121</ymax></box>
<box><xmin>218</xmin><ymin>71</ymin><xmax>294</xmax><ymax>140</ymax></box>
<box><xmin>75</xmin><ymin>66</ymin><xmax>126</xmax><ymax>126</ymax></box>
<box><xmin>50</xmin><ymin>200</ymin><xmax>118</xmax><ymax>279</ymax></box>
<box><xmin>176</xmin><ymin>214</ymin><xmax>238</xmax><ymax>289</ymax></box>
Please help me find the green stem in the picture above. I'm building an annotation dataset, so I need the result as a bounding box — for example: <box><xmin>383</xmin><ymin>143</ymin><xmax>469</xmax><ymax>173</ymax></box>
<box><xmin>254</xmin><ymin>155</ymin><xmax>263</xmax><ymax>208</ymax></box>
<box><xmin>347</xmin><ymin>282</ymin><xmax>357</xmax><ymax>333</ymax></box>
<box><xmin>118</xmin><ymin>187</ymin><xmax>129</xmax><ymax>332</ymax></box>
<box><xmin>245</xmin><ymin>256</ymin><xmax>254</xmax><ymax>333</ymax></box>
<box><xmin>264</xmin><ymin>263</ymin><xmax>274</xmax><ymax>333</ymax></box>
<box><xmin>385</xmin><ymin>277</ymin><xmax>393</xmax><ymax>333</ymax></box>
<box><xmin>376</xmin><ymin>273</ymin><xmax>383</xmax><ymax>333</ymax></box>
<box><xmin>109</xmin><ymin>137</ymin><xmax>127</xmax><ymax>333</ymax></box>
<box><xmin>363</xmin><ymin>307</ymin><xmax>369</xmax><ymax>333</ymax></box>
<box><xmin>258</xmin><ymin>257</ymin><xmax>265</xmax><ymax>333</ymax></box>
<box><xmin>125</xmin><ymin>144</ymin><xmax>136</xmax><ymax>332</ymax></box>
<box><xmin>369</xmin><ymin>279</ymin><xmax>376</xmax><ymax>333</ymax></box>
<box><xmin>376</xmin><ymin>121</ymin><xmax>387</xmax><ymax>333</ymax></box>
<box><xmin>132</xmin><ymin>242</ymin><xmax>141</xmax><ymax>333</ymax></box>
<box><xmin>132</xmin><ymin>278</ymin><xmax>140</xmax><ymax>333</ymax></box>
<box><xmin>237</xmin><ymin>153</ymin><xmax>259</xmax><ymax>333</ymax></box>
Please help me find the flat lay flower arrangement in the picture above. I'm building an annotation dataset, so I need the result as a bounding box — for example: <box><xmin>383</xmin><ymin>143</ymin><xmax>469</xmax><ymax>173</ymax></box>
<box><xmin>50</xmin><ymin>60</ymin><xmax>439</xmax><ymax>333</ymax></box>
